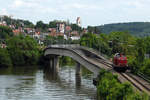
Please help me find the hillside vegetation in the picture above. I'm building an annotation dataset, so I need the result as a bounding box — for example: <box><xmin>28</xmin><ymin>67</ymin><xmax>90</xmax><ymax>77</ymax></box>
<box><xmin>96</xmin><ymin>22</ymin><xmax>150</xmax><ymax>36</ymax></box>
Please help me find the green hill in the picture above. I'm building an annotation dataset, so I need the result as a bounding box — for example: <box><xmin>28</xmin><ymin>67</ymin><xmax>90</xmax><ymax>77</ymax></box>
<box><xmin>96</xmin><ymin>22</ymin><xmax>150</xmax><ymax>37</ymax></box>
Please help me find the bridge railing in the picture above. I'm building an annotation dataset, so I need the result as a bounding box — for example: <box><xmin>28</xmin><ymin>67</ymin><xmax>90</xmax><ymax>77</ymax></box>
<box><xmin>78</xmin><ymin>46</ymin><xmax>110</xmax><ymax>60</ymax></box>
<box><xmin>47</xmin><ymin>44</ymin><xmax>110</xmax><ymax>60</ymax></box>
<box><xmin>47</xmin><ymin>44</ymin><xmax>80</xmax><ymax>49</ymax></box>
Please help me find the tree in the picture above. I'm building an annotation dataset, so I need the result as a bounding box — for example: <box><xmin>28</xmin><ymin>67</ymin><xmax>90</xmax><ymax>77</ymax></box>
<box><xmin>0</xmin><ymin>26</ymin><xmax>13</xmax><ymax>39</ymax></box>
<box><xmin>0</xmin><ymin>48</ymin><xmax>12</xmax><ymax>67</ymax></box>
<box><xmin>44</xmin><ymin>36</ymin><xmax>56</xmax><ymax>45</ymax></box>
<box><xmin>35</xmin><ymin>21</ymin><xmax>48</xmax><ymax>32</ymax></box>
<box><xmin>71</xmin><ymin>24</ymin><xmax>82</xmax><ymax>32</ymax></box>
<box><xmin>7</xmin><ymin>35</ymin><xmax>40</xmax><ymax>66</ymax></box>
<box><xmin>108</xmin><ymin>31</ymin><xmax>133</xmax><ymax>54</ymax></box>
<box><xmin>135</xmin><ymin>38</ymin><xmax>146</xmax><ymax>63</ymax></box>
<box><xmin>87</xmin><ymin>26</ymin><xmax>101</xmax><ymax>34</ymax></box>
<box><xmin>97</xmin><ymin>70</ymin><xmax>149</xmax><ymax>100</ymax></box>
<box><xmin>80</xmin><ymin>33</ymin><xmax>95</xmax><ymax>48</ymax></box>
<box><xmin>49</xmin><ymin>20</ymin><xmax>57</xmax><ymax>28</ymax></box>
<box><xmin>144</xmin><ymin>36</ymin><xmax>150</xmax><ymax>54</ymax></box>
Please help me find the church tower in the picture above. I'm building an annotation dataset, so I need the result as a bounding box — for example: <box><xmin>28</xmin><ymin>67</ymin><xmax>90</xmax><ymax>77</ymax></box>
<box><xmin>76</xmin><ymin>17</ymin><xmax>81</xmax><ymax>27</ymax></box>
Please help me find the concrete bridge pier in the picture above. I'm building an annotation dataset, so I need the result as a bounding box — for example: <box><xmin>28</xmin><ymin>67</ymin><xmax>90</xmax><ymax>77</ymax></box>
<box><xmin>48</xmin><ymin>55</ymin><xmax>59</xmax><ymax>73</ymax></box>
<box><xmin>53</xmin><ymin>56</ymin><xmax>59</xmax><ymax>72</ymax></box>
<box><xmin>75</xmin><ymin>62</ymin><xmax>81</xmax><ymax>88</ymax></box>
<box><xmin>76</xmin><ymin>62</ymin><xmax>81</xmax><ymax>75</ymax></box>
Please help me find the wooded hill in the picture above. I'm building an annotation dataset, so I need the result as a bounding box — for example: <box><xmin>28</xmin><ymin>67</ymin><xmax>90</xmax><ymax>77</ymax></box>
<box><xmin>96</xmin><ymin>22</ymin><xmax>150</xmax><ymax>37</ymax></box>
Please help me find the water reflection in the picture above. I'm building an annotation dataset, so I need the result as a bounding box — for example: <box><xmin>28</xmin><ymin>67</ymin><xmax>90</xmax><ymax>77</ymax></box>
<box><xmin>0</xmin><ymin>65</ymin><xmax>96</xmax><ymax>100</ymax></box>
<box><xmin>44</xmin><ymin>65</ymin><xmax>97</xmax><ymax>100</ymax></box>
<box><xmin>75</xmin><ymin>74</ymin><xmax>81</xmax><ymax>89</ymax></box>
<box><xmin>44</xmin><ymin>67</ymin><xmax>60</xmax><ymax>83</ymax></box>
<box><xmin>0</xmin><ymin>67</ymin><xmax>37</xmax><ymax>100</ymax></box>
<box><xmin>0</xmin><ymin>66</ymin><xmax>37</xmax><ymax>76</ymax></box>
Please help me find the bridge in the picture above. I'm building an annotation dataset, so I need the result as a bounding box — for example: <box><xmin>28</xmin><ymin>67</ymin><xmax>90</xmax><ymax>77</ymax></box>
<box><xmin>44</xmin><ymin>45</ymin><xmax>150</xmax><ymax>95</ymax></box>
<box><xmin>44</xmin><ymin>45</ymin><xmax>111</xmax><ymax>77</ymax></box>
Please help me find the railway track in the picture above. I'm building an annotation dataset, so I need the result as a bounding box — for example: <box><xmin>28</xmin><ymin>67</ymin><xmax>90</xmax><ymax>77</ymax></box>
<box><xmin>121</xmin><ymin>73</ymin><xmax>150</xmax><ymax>94</ymax></box>
<box><xmin>77</xmin><ymin>48</ymin><xmax>150</xmax><ymax>94</ymax></box>
<box><xmin>92</xmin><ymin>57</ymin><xmax>150</xmax><ymax>95</ymax></box>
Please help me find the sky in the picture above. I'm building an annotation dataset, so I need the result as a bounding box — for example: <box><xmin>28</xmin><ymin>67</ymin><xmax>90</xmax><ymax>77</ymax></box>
<box><xmin>0</xmin><ymin>0</ymin><xmax>150</xmax><ymax>27</ymax></box>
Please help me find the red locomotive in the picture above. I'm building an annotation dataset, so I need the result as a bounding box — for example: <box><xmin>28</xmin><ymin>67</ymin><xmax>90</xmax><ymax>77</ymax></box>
<box><xmin>113</xmin><ymin>53</ymin><xmax>128</xmax><ymax>72</ymax></box>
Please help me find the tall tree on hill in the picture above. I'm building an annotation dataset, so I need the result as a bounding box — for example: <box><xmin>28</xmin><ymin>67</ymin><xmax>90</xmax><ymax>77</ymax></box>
<box><xmin>87</xmin><ymin>26</ymin><xmax>101</xmax><ymax>34</ymax></box>
<box><xmin>35</xmin><ymin>21</ymin><xmax>48</xmax><ymax>32</ymax></box>
<box><xmin>71</xmin><ymin>24</ymin><xmax>82</xmax><ymax>32</ymax></box>
<box><xmin>49</xmin><ymin>21</ymin><xmax>57</xmax><ymax>28</ymax></box>
<box><xmin>0</xmin><ymin>26</ymin><xmax>13</xmax><ymax>39</ymax></box>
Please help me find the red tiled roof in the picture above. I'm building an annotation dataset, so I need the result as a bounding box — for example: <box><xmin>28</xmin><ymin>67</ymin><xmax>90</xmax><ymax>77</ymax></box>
<box><xmin>65</xmin><ymin>26</ymin><xmax>72</xmax><ymax>31</ymax></box>
<box><xmin>13</xmin><ymin>29</ymin><xmax>21</xmax><ymax>35</ymax></box>
<box><xmin>49</xmin><ymin>32</ymin><xmax>64</xmax><ymax>37</ymax></box>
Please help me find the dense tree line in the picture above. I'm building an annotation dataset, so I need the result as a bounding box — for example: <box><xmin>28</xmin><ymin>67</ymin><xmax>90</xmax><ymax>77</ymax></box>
<box><xmin>97</xmin><ymin>22</ymin><xmax>150</xmax><ymax>37</ymax></box>
<box><xmin>0</xmin><ymin>48</ymin><xmax>12</xmax><ymax>67</ymax></box>
<box><xmin>87</xmin><ymin>26</ymin><xmax>101</xmax><ymax>34</ymax></box>
<box><xmin>0</xmin><ymin>27</ymin><xmax>41</xmax><ymax>68</ymax></box>
<box><xmin>44</xmin><ymin>35</ymin><xmax>80</xmax><ymax>46</ymax></box>
<box><xmin>1</xmin><ymin>16</ymin><xmax>34</xmax><ymax>28</ymax></box>
<box><xmin>80</xmin><ymin>32</ymin><xmax>150</xmax><ymax>77</ymax></box>
<box><xmin>6</xmin><ymin>35</ymin><xmax>40</xmax><ymax>66</ymax></box>
<box><xmin>97</xmin><ymin>70</ymin><xmax>149</xmax><ymax>100</ymax></box>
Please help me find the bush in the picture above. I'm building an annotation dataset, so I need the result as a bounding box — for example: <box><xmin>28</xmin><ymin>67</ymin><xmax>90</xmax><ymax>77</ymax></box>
<box><xmin>0</xmin><ymin>25</ymin><xmax>13</xmax><ymax>39</ymax></box>
<box><xmin>140</xmin><ymin>59</ymin><xmax>150</xmax><ymax>76</ymax></box>
<box><xmin>97</xmin><ymin>70</ymin><xmax>149</xmax><ymax>100</ymax></box>
<box><xmin>127</xmin><ymin>55</ymin><xmax>139</xmax><ymax>73</ymax></box>
<box><xmin>0</xmin><ymin>48</ymin><xmax>12</xmax><ymax>67</ymax></box>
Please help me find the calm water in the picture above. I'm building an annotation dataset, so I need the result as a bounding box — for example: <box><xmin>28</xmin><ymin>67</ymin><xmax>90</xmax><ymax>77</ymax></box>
<box><xmin>0</xmin><ymin>65</ymin><xmax>97</xmax><ymax>100</ymax></box>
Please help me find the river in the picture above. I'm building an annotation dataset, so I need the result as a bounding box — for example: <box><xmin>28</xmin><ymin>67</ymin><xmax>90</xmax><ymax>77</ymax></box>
<box><xmin>0</xmin><ymin>64</ymin><xmax>97</xmax><ymax>100</ymax></box>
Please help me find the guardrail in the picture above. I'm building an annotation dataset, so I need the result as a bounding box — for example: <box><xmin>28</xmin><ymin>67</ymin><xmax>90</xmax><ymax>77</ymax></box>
<box><xmin>78</xmin><ymin>46</ymin><xmax>110</xmax><ymax>60</ymax></box>
<box><xmin>47</xmin><ymin>44</ymin><xmax>80</xmax><ymax>48</ymax></box>
<box><xmin>47</xmin><ymin>44</ymin><xmax>110</xmax><ymax>61</ymax></box>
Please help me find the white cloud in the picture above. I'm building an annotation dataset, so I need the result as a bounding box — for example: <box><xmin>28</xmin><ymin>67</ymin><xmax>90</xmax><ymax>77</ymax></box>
<box><xmin>61</xmin><ymin>3</ymin><xmax>100</xmax><ymax>11</ymax></box>
<box><xmin>1</xmin><ymin>9</ymin><xmax>8</xmax><ymax>15</ymax></box>
<box><xmin>1</xmin><ymin>0</ymin><xmax>150</xmax><ymax>27</ymax></box>
<box><xmin>12</xmin><ymin>0</ymin><xmax>24</xmax><ymax>8</ymax></box>
<box><xmin>11</xmin><ymin>0</ymin><xmax>39</xmax><ymax>8</ymax></box>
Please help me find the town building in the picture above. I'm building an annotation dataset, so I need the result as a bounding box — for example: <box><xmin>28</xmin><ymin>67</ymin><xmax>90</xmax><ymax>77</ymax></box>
<box><xmin>24</xmin><ymin>28</ymin><xmax>35</xmax><ymax>34</ymax></box>
<box><xmin>56</xmin><ymin>22</ymin><xmax>66</xmax><ymax>33</ymax></box>
<box><xmin>65</xmin><ymin>26</ymin><xmax>72</xmax><ymax>37</ymax></box>
<box><xmin>13</xmin><ymin>29</ymin><xmax>21</xmax><ymax>35</ymax></box>
<box><xmin>0</xmin><ymin>21</ymin><xmax>7</xmax><ymax>26</ymax></box>
<box><xmin>70</xmin><ymin>31</ymin><xmax>80</xmax><ymax>40</ymax></box>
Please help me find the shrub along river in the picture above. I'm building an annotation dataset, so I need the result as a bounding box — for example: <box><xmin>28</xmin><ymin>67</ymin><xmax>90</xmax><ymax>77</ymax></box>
<box><xmin>0</xmin><ymin>61</ymin><xmax>97</xmax><ymax>100</ymax></box>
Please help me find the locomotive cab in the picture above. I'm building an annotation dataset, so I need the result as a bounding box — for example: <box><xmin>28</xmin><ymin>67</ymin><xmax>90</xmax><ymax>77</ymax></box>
<box><xmin>113</xmin><ymin>53</ymin><xmax>128</xmax><ymax>72</ymax></box>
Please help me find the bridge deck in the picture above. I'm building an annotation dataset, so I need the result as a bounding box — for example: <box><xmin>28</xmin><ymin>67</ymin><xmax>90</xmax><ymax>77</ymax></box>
<box><xmin>44</xmin><ymin>45</ymin><xmax>113</xmax><ymax>76</ymax></box>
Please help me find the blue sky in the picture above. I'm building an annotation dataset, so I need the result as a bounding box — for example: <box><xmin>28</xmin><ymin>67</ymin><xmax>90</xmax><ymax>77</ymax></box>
<box><xmin>0</xmin><ymin>0</ymin><xmax>150</xmax><ymax>27</ymax></box>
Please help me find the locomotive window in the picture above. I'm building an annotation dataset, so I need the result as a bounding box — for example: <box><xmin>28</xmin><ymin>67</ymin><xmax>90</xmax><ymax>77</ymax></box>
<box><xmin>115</xmin><ymin>53</ymin><xmax>120</xmax><ymax>57</ymax></box>
<box><xmin>122</xmin><ymin>55</ymin><xmax>125</xmax><ymax>57</ymax></box>
<box><xmin>116</xmin><ymin>54</ymin><xmax>120</xmax><ymax>58</ymax></box>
